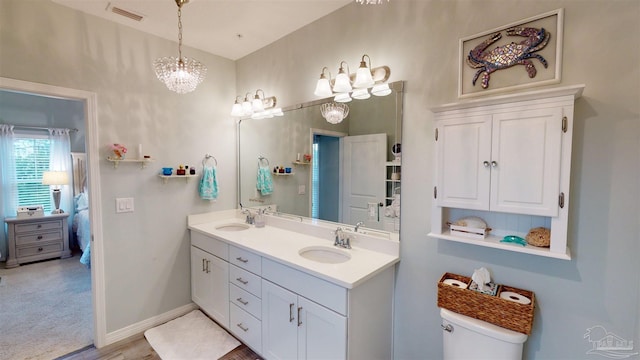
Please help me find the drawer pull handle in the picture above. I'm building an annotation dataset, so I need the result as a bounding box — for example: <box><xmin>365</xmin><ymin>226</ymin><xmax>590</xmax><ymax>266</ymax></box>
<box><xmin>202</xmin><ymin>258</ymin><xmax>206</xmax><ymax>272</ymax></box>
<box><xmin>236</xmin><ymin>277</ymin><xmax>248</xmax><ymax>285</ymax></box>
<box><xmin>236</xmin><ymin>323</ymin><xmax>249</xmax><ymax>332</ymax></box>
<box><xmin>38</xmin><ymin>247</ymin><xmax>43</xmax><ymax>252</ymax></box>
<box><xmin>236</xmin><ymin>298</ymin><xmax>249</xmax><ymax>305</ymax></box>
<box><xmin>297</xmin><ymin>307</ymin><xmax>303</xmax><ymax>326</ymax></box>
<box><xmin>37</xmin><ymin>235</ymin><xmax>43</xmax><ymax>240</ymax></box>
<box><xmin>206</xmin><ymin>260</ymin><xmax>211</xmax><ymax>274</ymax></box>
<box><xmin>441</xmin><ymin>324</ymin><xmax>453</xmax><ymax>333</ymax></box>
<box><xmin>235</xmin><ymin>257</ymin><xmax>249</xmax><ymax>263</ymax></box>
<box><xmin>37</xmin><ymin>224</ymin><xmax>42</xmax><ymax>228</ymax></box>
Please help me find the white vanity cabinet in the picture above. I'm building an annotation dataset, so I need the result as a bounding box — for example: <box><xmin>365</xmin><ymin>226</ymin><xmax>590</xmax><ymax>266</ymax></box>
<box><xmin>430</xmin><ymin>85</ymin><xmax>584</xmax><ymax>259</ymax></box>
<box><xmin>190</xmin><ymin>232</ymin><xmax>230</xmax><ymax>328</ymax></box>
<box><xmin>262</xmin><ymin>280</ymin><xmax>347</xmax><ymax>360</ymax></box>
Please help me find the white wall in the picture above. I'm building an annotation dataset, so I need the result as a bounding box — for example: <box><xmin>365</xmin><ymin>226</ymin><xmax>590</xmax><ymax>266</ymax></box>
<box><xmin>236</xmin><ymin>1</ymin><xmax>639</xmax><ymax>358</ymax></box>
<box><xmin>0</xmin><ymin>0</ymin><xmax>237</xmax><ymax>333</ymax></box>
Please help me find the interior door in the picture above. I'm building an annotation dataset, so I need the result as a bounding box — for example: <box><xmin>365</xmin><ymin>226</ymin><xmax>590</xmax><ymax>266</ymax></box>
<box><xmin>341</xmin><ymin>133</ymin><xmax>387</xmax><ymax>229</ymax></box>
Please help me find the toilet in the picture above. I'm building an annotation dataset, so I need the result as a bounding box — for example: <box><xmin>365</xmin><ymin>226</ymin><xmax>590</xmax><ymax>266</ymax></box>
<box><xmin>440</xmin><ymin>308</ymin><xmax>528</xmax><ymax>360</ymax></box>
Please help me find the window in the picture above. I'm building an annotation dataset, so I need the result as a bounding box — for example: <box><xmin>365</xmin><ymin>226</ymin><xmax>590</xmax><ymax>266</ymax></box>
<box><xmin>13</xmin><ymin>134</ymin><xmax>53</xmax><ymax>213</ymax></box>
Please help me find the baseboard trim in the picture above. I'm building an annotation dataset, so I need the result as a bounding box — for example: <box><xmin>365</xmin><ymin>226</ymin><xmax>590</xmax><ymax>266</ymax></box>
<box><xmin>103</xmin><ymin>303</ymin><xmax>199</xmax><ymax>346</ymax></box>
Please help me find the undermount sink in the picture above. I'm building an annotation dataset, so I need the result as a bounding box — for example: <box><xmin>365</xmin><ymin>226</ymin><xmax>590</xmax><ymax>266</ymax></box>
<box><xmin>215</xmin><ymin>223</ymin><xmax>251</xmax><ymax>231</ymax></box>
<box><xmin>299</xmin><ymin>246</ymin><xmax>351</xmax><ymax>264</ymax></box>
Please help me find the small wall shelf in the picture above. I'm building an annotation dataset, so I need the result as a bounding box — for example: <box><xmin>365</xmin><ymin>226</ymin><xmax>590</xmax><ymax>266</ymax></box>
<box><xmin>158</xmin><ymin>174</ymin><xmax>198</xmax><ymax>184</ymax></box>
<box><xmin>107</xmin><ymin>157</ymin><xmax>154</xmax><ymax>169</ymax></box>
<box><xmin>292</xmin><ymin>161</ymin><xmax>310</xmax><ymax>165</ymax></box>
<box><xmin>273</xmin><ymin>172</ymin><xmax>294</xmax><ymax>176</ymax></box>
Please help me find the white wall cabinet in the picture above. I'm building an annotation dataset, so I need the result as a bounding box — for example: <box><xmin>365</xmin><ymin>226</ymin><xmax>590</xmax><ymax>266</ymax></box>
<box><xmin>262</xmin><ymin>280</ymin><xmax>347</xmax><ymax>360</ymax></box>
<box><xmin>190</xmin><ymin>233</ymin><xmax>230</xmax><ymax>328</ymax></box>
<box><xmin>430</xmin><ymin>85</ymin><xmax>584</xmax><ymax>260</ymax></box>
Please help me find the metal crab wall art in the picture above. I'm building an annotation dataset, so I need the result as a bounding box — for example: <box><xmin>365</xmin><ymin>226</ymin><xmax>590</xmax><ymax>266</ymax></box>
<box><xmin>467</xmin><ymin>26</ymin><xmax>550</xmax><ymax>89</ymax></box>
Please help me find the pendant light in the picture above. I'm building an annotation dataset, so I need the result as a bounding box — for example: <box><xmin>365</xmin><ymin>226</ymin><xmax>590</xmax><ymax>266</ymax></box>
<box><xmin>321</xmin><ymin>102</ymin><xmax>350</xmax><ymax>124</ymax></box>
<box><xmin>153</xmin><ymin>0</ymin><xmax>207</xmax><ymax>94</ymax></box>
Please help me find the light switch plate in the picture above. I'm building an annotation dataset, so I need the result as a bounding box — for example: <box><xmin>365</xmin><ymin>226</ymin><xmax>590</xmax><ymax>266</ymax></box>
<box><xmin>116</xmin><ymin>197</ymin><xmax>134</xmax><ymax>213</ymax></box>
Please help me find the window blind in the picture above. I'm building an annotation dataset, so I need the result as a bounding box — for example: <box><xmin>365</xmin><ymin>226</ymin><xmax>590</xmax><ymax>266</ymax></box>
<box><xmin>13</xmin><ymin>137</ymin><xmax>53</xmax><ymax>213</ymax></box>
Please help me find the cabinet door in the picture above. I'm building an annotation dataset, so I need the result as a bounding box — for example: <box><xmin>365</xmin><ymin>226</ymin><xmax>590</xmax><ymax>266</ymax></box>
<box><xmin>262</xmin><ymin>280</ymin><xmax>298</xmax><ymax>360</ymax></box>
<box><xmin>191</xmin><ymin>246</ymin><xmax>229</xmax><ymax>327</ymax></box>
<box><xmin>436</xmin><ymin>115</ymin><xmax>492</xmax><ymax>210</ymax></box>
<box><xmin>490</xmin><ymin>108</ymin><xmax>562</xmax><ymax>216</ymax></box>
<box><xmin>297</xmin><ymin>297</ymin><xmax>347</xmax><ymax>360</ymax></box>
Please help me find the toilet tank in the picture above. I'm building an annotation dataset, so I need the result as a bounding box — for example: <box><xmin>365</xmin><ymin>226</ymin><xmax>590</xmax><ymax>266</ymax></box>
<box><xmin>440</xmin><ymin>308</ymin><xmax>528</xmax><ymax>360</ymax></box>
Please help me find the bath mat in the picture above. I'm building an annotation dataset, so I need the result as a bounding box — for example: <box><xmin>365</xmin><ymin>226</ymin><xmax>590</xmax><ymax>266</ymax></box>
<box><xmin>144</xmin><ymin>310</ymin><xmax>240</xmax><ymax>360</ymax></box>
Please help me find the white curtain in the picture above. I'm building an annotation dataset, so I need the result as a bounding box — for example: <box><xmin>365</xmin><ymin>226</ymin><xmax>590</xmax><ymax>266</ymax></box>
<box><xmin>0</xmin><ymin>124</ymin><xmax>17</xmax><ymax>261</ymax></box>
<box><xmin>49</xmin><ymin>128</ymin><xmax>73</xmax><ymax>215</ymax></box>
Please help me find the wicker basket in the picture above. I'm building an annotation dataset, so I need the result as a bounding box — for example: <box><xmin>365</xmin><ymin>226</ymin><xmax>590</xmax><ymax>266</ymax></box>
<box><xmin>437</xmin><ymin>272</ymin><xmax>535</xmax><ymax>334</ymax></box>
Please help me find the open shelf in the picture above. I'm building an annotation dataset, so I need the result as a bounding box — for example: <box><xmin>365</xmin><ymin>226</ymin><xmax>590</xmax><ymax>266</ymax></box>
<box><xmin>158</xmin><ymin>174</ymin><xmax>198</xmax><ymax>184</ymax></box>
<box><xmin>292</xmin><ymin>161</ymin><xmax>310</xmax><ymax>165</ymax></box>
<box><xmin>107</xmin><ymin>157</ymin><xmax>154</xmax><ymax>169</ymax></box>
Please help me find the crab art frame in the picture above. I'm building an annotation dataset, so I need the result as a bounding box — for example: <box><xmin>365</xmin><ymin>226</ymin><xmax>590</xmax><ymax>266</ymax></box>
<box><xmin>458</xmin><ymin>9</ymin><xmax>563</xmax><ymax>98</ymax></box>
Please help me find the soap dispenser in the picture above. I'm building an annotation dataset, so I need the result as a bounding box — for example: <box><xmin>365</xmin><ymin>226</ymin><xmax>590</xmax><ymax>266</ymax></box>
<box><xmin>255</xmin><ymin>209</ymin><xmax>266</xmax><ymax>228</ymax></box>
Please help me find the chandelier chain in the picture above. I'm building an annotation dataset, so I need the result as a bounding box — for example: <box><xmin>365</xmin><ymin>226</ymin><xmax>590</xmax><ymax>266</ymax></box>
<box><xmin>177</xmin><ymin>7</ymin><xmax>183</xmax><ymax>60</ymax></box>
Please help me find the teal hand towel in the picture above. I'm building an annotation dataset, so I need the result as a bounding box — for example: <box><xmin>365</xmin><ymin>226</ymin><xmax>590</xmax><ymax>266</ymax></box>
<box><xmin>199</xmin><ymin>165</ymin><xmax>219</xmax><ymax>200</ymax></box>
<box><xmin>257</xmin><ymin>166</ymin><xmax>273</xmax><ymax>195</ymax></box>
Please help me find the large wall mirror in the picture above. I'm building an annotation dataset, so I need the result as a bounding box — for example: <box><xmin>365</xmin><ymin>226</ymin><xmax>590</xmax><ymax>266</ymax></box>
<box><xmin>238</xmin><ymin>81</ymin><xmax>403</xmax><ymax>232</ymax></box>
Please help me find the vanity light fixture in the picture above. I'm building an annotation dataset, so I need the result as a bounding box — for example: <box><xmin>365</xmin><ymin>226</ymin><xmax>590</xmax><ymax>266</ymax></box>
<box><xmin>333</xmin><ymin>61</ymin><xmax>353</xmax><ymax>93</ymax></box>
<box><xmin>153</xmin><ymin>0</ymin><xmax>207</xmax><ymax>94</ymax></box>
<box><xmin>314</xmin><ymin>54</ymin><xmax>391</xmax><ymax>100</ymax></box>
<box><xmin>314</xmin><ymin>67</ymin><xmax>333</xmax><ymax>97</ymax></box>
<box><xmin>231</xmin><ymin>90</ymin><xmax>282</xmax><ymax>118</ymax></box>
<box><xmin>355</xmin><ymin>0</ymin><xmax>389</xmax><ymax>4</ymax></box>
<box><xmin>321</xmin><ymin>102</ymin><xmax>350</xmax><ymax>124</ymax></box>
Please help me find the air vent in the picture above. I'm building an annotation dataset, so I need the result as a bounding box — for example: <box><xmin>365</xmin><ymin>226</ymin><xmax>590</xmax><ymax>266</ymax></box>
<box><xmin>108</xmin><ymin>4</ymin><xmax>144</xmax><ymax>22</ymax></box>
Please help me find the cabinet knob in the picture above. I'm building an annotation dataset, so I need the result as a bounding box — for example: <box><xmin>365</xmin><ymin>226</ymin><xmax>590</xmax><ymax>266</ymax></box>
<box><xmin>37</xmin><ymin>235</ymin><xmax>43</xmax><ymax>240</ymax></box>
<box><xmin>38</xmin><ymin>247</ymin><xmax>43</xmax><ymax>252</ymax></box>
<box><xmin>37</xmin><ymin>224</ymin><xmax>42</xmax><ymax>228</ymax></box>
<box><xmin>491</xmin><ymin>161</ymin><xmax>498</xmax><ymax>167</ymax></box>
<box><xmin>483</xmin><ymin>161</ymin><xmax>490</xmax><ymax>167</ymax></box>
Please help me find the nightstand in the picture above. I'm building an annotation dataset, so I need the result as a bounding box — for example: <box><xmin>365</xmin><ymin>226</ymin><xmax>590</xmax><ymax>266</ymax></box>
<box><xmin>4</xmin><ymin>213</ymin><xmax>71</xmax><ymax>268</ymax></box>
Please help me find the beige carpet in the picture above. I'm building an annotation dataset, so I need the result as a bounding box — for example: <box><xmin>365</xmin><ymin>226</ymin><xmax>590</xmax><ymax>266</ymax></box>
<box><xmin>0</xmin><ymin>256</ymin><xmax>93</xmax><ymax>360</ymax></box>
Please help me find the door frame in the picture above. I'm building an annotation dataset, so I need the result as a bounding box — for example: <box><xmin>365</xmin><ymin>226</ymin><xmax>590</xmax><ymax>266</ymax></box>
<box><xmin>0</xmin><ymin>76</ymin><xmax>106</xmax><ymax>347</ymax></box>
<box><xmin>309</xmin><ymin>128</ymin><xmax>347</xmax><ymax>219</ymax></box>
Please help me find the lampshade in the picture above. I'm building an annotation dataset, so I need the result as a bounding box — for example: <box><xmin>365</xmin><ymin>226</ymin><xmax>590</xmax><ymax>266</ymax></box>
<box><xmin>371</xmin><ymin>83</ymin><xmax>392</xmax><ymax>96</ymax></box>
<box><xmin>334</xmin><ymin>92</ymin><xmax>352</xmax><ymax>103</ymax></box>
<box><xmin>230</xmin><ymin>97</ymin><xmax>244</xmax><ymax>116</ymax></box>
<box><xmin>353</xmin><ymin>55</ymin><xmax>375</xmax><ymax>89</ymax></box>
<box><xmin>314</xmin><ymin>67</ymin><xmax>333</xmax><ymax>97</ymax></box>
<box><xmin>42</xmin><ymin>171</ymin><xmax>69</xmax><ymax>186</ymax></box>
<box><xmin>333</xmin><ymin>61</ymin><xmax>352</xmax><ymax>93</ymax></box>
<box><xmin>252</xmin><ymin>90</ymin><xmax>266</xmax><ymax>112</ymax></box>
<box><xmin>321</xmin><ymin>102</ymin><xmax>349</xmax><ymax>124</ymax></box>
<box><xmin>352</xmin><ymin>88</ymin><xmax>371</xmax><ymax>100</ymax></box>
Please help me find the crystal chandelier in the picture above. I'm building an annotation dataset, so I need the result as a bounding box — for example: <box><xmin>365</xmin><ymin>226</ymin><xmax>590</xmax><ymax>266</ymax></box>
<box><xmin>321</xmin><ymin>102</ymin><xmax>349</xmax><ymax>124</ymax></box>
<box><xmin>153</xmin><ymin>0</ymin><xmax>207</xmax><ymax>94</ymax></box>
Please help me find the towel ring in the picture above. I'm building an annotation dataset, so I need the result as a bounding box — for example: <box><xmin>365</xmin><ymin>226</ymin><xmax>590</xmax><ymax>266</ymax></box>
<box><xmin>258</xmin><ymin>156</ymin><xmax>270</xmax><ymax>167</ymax></box>
<box><xmin>202</xmin><ymin>154</ymin><xmax>217</xmax><ymax>167</ymax></box>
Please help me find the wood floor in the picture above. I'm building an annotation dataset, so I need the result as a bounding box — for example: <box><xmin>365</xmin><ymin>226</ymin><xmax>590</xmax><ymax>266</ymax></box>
<box><xmin>57</xmin><ymin>335</ymin><xmax>262</xmax><ymax>360</ymax></box>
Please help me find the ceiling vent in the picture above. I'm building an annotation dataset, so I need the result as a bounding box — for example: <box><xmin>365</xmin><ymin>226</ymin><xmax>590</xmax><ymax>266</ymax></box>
<box><xmin>107</xmin><ymin>3</ymin><xmax>144</xmax><ymax>22</ymax></box>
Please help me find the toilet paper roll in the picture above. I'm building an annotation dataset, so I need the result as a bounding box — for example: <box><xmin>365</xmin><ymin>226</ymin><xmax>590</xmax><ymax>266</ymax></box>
<box><xmin>500</xmin><ymin>291</ymin><xmax>531</xmax><ymax>305</ymax></box>
<box><xmin>443</xmin><ymin>279</ymin><xmax>468</xmax><ymax>289</ymax></box>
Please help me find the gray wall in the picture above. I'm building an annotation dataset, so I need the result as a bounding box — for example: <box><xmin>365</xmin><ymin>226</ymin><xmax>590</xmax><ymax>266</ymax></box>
<box><xmin>1</xmin><ymin>0</ymin><xmax>237</xmax><ymax>333</ymax></box>
<box><xmin>236</xmin><ymin>1</ymin><xmax>640</xmax><ymax>358</ymax></box>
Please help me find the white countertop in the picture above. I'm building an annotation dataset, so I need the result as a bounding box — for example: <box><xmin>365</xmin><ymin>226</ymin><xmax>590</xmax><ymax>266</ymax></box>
<box><xmin>188</xmin><ymin>211</ymin><xmax>400</xmax><ymax>289</ymax></box>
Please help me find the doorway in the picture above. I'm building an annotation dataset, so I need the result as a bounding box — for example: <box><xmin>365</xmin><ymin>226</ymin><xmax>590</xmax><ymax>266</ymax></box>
<box><xmin>0</xmin><ymin>77</ymin><xmax>105</xmax><ymax>349</ymax></box>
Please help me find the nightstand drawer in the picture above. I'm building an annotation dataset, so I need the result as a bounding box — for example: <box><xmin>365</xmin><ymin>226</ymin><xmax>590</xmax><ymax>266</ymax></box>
<box><xmin>15</xmin><ymin>220</ymin><xmax>62</xmax><ymax>234</ymax></box>
<box><xmin>16</xmin><ymin>230</ymin><xmax>63</xmax><ymax>245</ymax></box>
<box><xmin>17</xmin><ymin>242</ymin><xmax>63</xmax><ymax>257</ymax></box>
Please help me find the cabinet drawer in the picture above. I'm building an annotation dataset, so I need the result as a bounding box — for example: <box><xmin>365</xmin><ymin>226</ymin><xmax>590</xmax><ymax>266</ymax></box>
<box><xmin>229</xmin><ymin>246</ymin><xmax>261</xmax><ymax>275</ymax></box>
<box><xmin>16</xmin><ymin>230</ymin><xmax>62</xmax><ymax>246</ymax></box>
<box><xmin>230</xmin><ymin>303</ymin><xmax>261</xmax><ymax>353</ymax></box>
<box><xmin>191</xmin><ymin>231</ymin><xmax>228</xmax><ymax>260</ymax></box>
<box><xmin>230</xmin><ymin>283</ymin><xmax>262</xmax><ymax>320</ymax></box>
<box><xmin>15</xmin><ymin>220</ymin><xmax>62</xmax><ymax>234</ymax></box>
<box><xmin>230</xmin><ymin>264</ymin><xmax>261</xmax><ymax>297</ymax></box>
<box><xmin>17</xmin><ymin>242</ymin><xmax>63</xmax><ymax>257</ymax></box>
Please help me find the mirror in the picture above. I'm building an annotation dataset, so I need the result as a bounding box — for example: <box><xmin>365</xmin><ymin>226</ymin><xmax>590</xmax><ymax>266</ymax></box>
<box><xmin>238</xmin><ymin>81</ymin><xmax>403</xmax><ymax>232</ymax></box>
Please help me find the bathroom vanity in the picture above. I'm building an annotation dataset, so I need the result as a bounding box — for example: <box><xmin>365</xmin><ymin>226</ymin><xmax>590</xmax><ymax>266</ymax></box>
<box><xmin>188</xmin><ymin>209</ymin><xmax>400</xmax><ymax>360</ymax></box>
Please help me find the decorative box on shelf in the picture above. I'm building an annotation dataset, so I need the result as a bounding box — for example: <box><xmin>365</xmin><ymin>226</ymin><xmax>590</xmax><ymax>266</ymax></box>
<box><xmin>437</xmin><ymin>272</ymin><xmax>535</xmax><ymax>334</ymax></box>
<box><xmin>448</xmin><ymin>224</ymin><xmax>490</xmax><ymax>240</ymax></box>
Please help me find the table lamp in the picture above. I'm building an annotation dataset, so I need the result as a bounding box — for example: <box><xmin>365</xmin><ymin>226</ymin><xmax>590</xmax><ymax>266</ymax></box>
<box><xmin>42</xmin><ymin>171</ymin><xmax>69</xmax><ymax>214</ymax></box>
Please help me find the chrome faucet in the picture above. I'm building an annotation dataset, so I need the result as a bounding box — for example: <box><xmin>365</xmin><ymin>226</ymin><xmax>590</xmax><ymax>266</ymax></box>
<box><xmin>354</xmin><ymin>221</ymin><xmax>365</xmax><ymax>233</ymax></box>
<box><xmin>333</xmin><ymin>227</ymin><xmax>352</xmax><ymax>249</ymax></box>
<box><xmin>242</xmin><ymin>209</ymin><xmax>255</xmax><ymax>224</ymax></box>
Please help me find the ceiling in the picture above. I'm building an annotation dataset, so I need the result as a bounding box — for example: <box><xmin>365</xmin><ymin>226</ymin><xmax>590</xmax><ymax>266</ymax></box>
<box><xmin>52</xmin><ymin>0</ymin><xmax>352</xmax><ymax>61</ymax></box>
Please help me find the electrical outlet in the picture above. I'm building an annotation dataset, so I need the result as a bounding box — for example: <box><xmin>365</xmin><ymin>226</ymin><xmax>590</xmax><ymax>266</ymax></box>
<box><xmin>116</xmin><ymin>197</ymin><xmax>134</xmax><ymax>213</ymax></box>
<box><xmin>298</xmin><ymin>185</ymin><xmax>306</xmax><ymax>195</ymax></box>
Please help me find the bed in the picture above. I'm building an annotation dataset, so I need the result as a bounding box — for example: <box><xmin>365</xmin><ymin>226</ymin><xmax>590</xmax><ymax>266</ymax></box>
<box><xmin>71</xmin><ymin>152</ymin><xmax>91</xmax><ymax>267</ymax></box>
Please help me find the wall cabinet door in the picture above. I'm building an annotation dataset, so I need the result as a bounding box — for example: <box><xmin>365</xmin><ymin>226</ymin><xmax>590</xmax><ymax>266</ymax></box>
<box><xmin>262</xmin><ymin>280</ymin><xmax>347</xmax><ymax>360</ymax></box>
<box><xmin>191</xmin><ymin>246</ymin><xmax>229</xmax><ymax>327</ymax></box>
<box><xmin>436</xmin><ymin>108</ymin><xmax>562</xmax><ymax>216</ymax></box>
